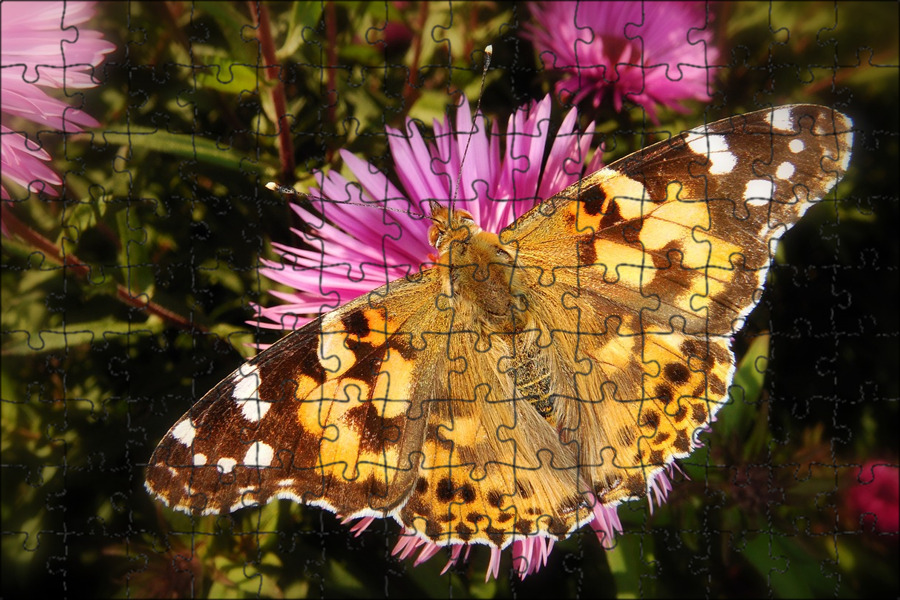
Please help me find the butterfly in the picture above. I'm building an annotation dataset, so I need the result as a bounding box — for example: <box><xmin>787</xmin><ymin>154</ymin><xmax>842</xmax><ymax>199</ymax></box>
<box><xmin>146</xmin><ymin>104</ymin><xmax>852</xmax><ymax>554</ymax></box>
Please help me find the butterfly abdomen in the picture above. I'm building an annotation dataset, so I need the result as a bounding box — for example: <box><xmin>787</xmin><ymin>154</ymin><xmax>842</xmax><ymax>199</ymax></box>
<box><xmin>511</xmin><ymin>339</ymin><xmax>556</xmax><ymax>423</ymax></box>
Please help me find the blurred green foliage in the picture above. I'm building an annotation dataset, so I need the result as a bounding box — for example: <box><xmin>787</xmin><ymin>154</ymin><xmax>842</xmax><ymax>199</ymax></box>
<box><xmin>1</xmin><ymin>1</ymin><xmax>897</xmax><ymax>598</ymax></box>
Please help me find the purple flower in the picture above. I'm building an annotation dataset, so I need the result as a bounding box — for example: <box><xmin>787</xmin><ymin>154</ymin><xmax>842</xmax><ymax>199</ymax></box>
<box><xmin>1</xmin><ymin>1</ymin><xmax>114</xmax><ymax>201</ymax></box>
<box><xmin>522</xmin><ymin>1</ymin><xmax>718</xmax><ymax>123</ymax></box>
<box><xmin>258</xmin><ymin>94</ymin><xmax>683</xmax><ymax>579</ymax></box>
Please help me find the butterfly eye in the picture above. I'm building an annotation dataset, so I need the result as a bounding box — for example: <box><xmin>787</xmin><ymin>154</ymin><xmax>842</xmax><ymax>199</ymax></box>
<box><xmin>427</xmin><ymin>225</ymin><xmax>443</xmax><ymax>249</ymax></box>
<box><xmin>494</xmin><ymin>245</ymin><xmax>513</xmax><ymax>262</ymax></box>
<box><xmin>454</xmin><ymin>210</ymin><xmax>476</xmax><ymax>226</ymax></box>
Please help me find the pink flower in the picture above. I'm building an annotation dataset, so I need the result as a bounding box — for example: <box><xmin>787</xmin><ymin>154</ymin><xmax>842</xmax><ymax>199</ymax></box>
<box><xmin>258</xmin><ymin>94</ymin><xmax>682</xmax><ymax>579</ymax></box>
<box><xmin>1</xmin><ymin>1</ymin><xmax>114</xmax><ymax>201</ymax></box>
<box><xmin>847</xmin><ymin>460</ymin><xmax>900</xmax><ymax>533</ymax></box>
<box><xmin>522</xmin><ymin>1</ymin><xmax>718</xmax><ymax>123</ymax></box>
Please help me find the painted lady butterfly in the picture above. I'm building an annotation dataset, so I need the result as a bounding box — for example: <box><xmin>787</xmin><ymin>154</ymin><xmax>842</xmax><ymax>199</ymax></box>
<box><xmin>146</xmin><ymin>105</ymin><xmax>852</xmax><ymax>555</ymax></box>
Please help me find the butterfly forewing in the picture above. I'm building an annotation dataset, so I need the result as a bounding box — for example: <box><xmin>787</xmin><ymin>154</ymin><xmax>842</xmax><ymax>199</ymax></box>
<box><xmin>146</xmin><ymin>274</ymin><xmax>444</xmax><ymax>517</ymax></box>
<box><xmin>504</xmin><ymin>104</ymin><xmax>853</xmax><ymax>504</ymax></box>
<box><xmin>147</xmin><ymin>105</ymin><xmax>852</xmax><ymax>548</ymax></box>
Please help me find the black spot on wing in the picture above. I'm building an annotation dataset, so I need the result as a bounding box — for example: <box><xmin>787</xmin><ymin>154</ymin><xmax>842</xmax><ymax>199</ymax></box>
<box><xmin>581</xmin><ymin>184</ymin><xmax>607</xmax><ymax>216</ymax></box>
<box><xmin>342</xmin><ymin>309</ymin><xmax>371</xmax><ymax>338</ymax></box>
<box><xmin>343</xmin><ymin>402</ymin><xmax>404</xmax><ymax>453</ymax></box>
<box><xmin>674</xmin><ymin>429</ymin><xmax>691</xmax><ymax>453</ymax></box>
<box><xmin>485</xmin><ymin>526</ymin><xmax>508</xmax><ymax>546</ymax></box>
<box><xmin>459</xmin><ymin>483</ymin><xmax>476</xmax><ymax>504</ymax></box>
<box><xmin>388</xmin><ymin>334</ymin><xmax>416</xmax><ymax>361</ymax></box>
<box><xmin>598</xmin><ymin>199</ymin><xmax>625</xmax><ymax>230</ymax></box>
<box><xmin>436</xmin><ymin>477</ymin><xmax>454</xmax><ymax>502</ymax></box>
<box><xmin>640</xmin><ymin>409</ymin><xmax>660</xmax><ymax>430</ymax></box>
<box><xmin>455</xmin><ymin>522</ymin><xmax>474</xmax><ymax>541</ymax></box>
<box><xmin>664</xmin><ymin>362</ymin><xmax>691</xmax><ymax>385</ymax></box>
<box><xmin>672</xmin><ymin>403</ymin><xmax>689</xmax><ymax>423</ymax></box>
<box><xmin>692</xmin><ymin>403</ymin><xmax>708</xmax><ymax>423</ymax></box>
<box><xmin>655</xmin><ymin>383</ymin><xmax>675</xmax><ymax>406</ymax></box>
<box><xmin>578</xmin><ymin>233</ymin><xmax>598</xmax><ymax>266</ymax></box>
<box><xmin>515</xmin><ymin>519</ymin><xmax>535</xmax><ymax>534</ymax></box>
<box><xmin>341</xmin><ymin>343</ymin><xmax>382</xmax><ymax>385</ymax></box>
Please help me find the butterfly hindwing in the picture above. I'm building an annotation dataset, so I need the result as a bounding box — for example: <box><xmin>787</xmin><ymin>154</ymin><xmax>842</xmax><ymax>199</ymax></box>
<box><xmin>396</xmin><ymin>324</ymin><xmax>592</xmax><ymax>546</ymax></box>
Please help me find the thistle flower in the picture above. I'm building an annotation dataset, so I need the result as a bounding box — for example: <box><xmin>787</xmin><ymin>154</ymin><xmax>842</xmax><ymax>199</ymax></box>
<box><xmin>1</xmin><ymin>1</ymin><xmax>114</xmax><ymax>201</ymax></box>
<box><xmin>256</xmin><ymin>94</ymin><xmax>683</xmax><ymax>579</ymax></box>
<box><xmin>522</xmin><ymin>1</ymin><xmax>718</xmax><ymax>123</ymax></box>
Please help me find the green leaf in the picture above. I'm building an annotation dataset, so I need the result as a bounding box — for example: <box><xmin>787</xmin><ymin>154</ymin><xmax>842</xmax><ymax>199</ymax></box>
<box><xmin>733</xmin><ymin>334</ymin><xmax>769</xmax><ymax>405</ymax></box>
<box><xmin>13</xmin><ymin>318</ymin><xmax>135</xmax><ymax>354</ymax></box>
<box><xmin>195</xmin><ymin>54</ymin><xmax>261</xmax><ymax>95</ymax></box>
<box><xmin>743</xmin><ymin>533</ymin><xmax>831</xmax><ymax>598</ymax></box>
<box><xmin>277</xmin><ymin>2</ymin><xmax>322</xmax><ymax>59</ymax></box>
<box><xmin>208</xmin><ymin>324</ymin><xmax>256</xmax><ymax>359</ymax></box>
<box><xmin>197</xmin><ymin>1</ymin><xmax>258</xmax><ymax>63</ymax></box>
<box><xmin>328</xmin><ymin>559</ymin><xmax>367</xmax><ymax>596</ymax></box>
<box><xmin>115</xmin><ymin>204</ymin><xmax>155</xmax><ymax>297</ymax></box>
<box><xmin>63</xmin><ymin>195</ymin><xmax>107</xmax><ymax>235</ymax></box>
<box><xmin>607</xmin><ymin>534</ymin><xmax>654</xmax><ymax>599</ymax></box>
<box><xmin>101</xmin><ymin>127</ymin><xmax>250</xmax><ymax>171</ymax></box>
<box><xmin>407</xmin><ymin>89</ymin><xmax>458</xmax><ymax>125</ymax></box>
<box><xmin>718</xmin><ymin>334</ymin><xmax>769</xmax><ymax>445</ymax></box>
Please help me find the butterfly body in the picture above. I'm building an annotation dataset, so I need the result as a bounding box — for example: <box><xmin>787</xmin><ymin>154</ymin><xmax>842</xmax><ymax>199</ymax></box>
<box><xmin>147</xmin><ymin>105</ymin><xmax>853</xmax><ymax>550</ymax></box>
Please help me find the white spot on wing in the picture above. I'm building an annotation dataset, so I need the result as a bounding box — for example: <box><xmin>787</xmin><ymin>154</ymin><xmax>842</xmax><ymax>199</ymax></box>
<box><xmin>233</xmin><ymin>363</ymin><xmax>260</xmax><ymax>398</ymax></box>
<box><xmin>171</xmin><ymin>419</ymin><xmax>196</xmax><ymax>446</ymax></box>
<box><xmin>233</xmin><ymin>363</ymin><xmax>270</xmax><ymax>422</ymax></box>
<box><xmin>217</xmin><ymin>457</ymin><xmax>237</xmax><ymax>474</ymax></box>
<box><xmin>244</xmin><ymin>441</ymin><xmax>275</xmax><ymax>468</ymax></box>
<box><xmin>775</xmin><ymin>162</ymin><xmax>795</xmax><ymax>180</ymax></box>
<box><xmin>840</xmin><ymin>131</ymin><xmax>854</xmax><ymax>172</ymax></box>
<box><xmin>789</xmin><ymin>139</ymin><xmax>805</xmax><ymax>153</ymax></box>
<box><xmin>230</xmin><ymin>499</ymin><xmax>258</xmax><ymax>512</ymax></box>
<box><xmin>767</xmin><ymin>106</ymin><xmax>794</xmax><ymax>132</ymax></box>
<box><xmin>308</xmin><ymin>498</ymin><xmax>339</xmax><ymax>513</ymax></box>
<box><xmin>686</xmin><ymin>129</ymin><xmax>737</xmax><ymax>175</ymax></box>
<box><xmin>193</xmin><ymin>453</ymin><xmax>207</xmax><ymax>466</ymax></box>
<box><xmin>275</xmin><ymin>490</ymin><xmax>304</xmax><ymax>502</ymax></box>
<box><xmin>744</xmin><ymin>179</ymin><xmax>774</xmax><ymax>207</ymax></box>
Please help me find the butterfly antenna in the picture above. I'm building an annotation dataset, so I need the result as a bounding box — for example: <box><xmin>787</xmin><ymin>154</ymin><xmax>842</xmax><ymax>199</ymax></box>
<box><xmin>450</xmin><ymin>44</ymin><xmax>492</xmax><ymax>221</ymax></box>
<box><xmin>266</xmin><ymin>182</ymin><xmax>300</xmax><ymax>195</ymax></box>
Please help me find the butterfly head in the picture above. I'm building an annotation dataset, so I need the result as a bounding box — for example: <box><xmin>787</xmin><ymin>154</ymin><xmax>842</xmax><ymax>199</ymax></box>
<box><xmin>426</xmin><ymin>201</ymin><xmax>482</xmax><ymax>253</ymax></box>
<box><xmin>424</xmin><ymin>200</ymin><xmax>527</xmax><ymax>323</ymax></box>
